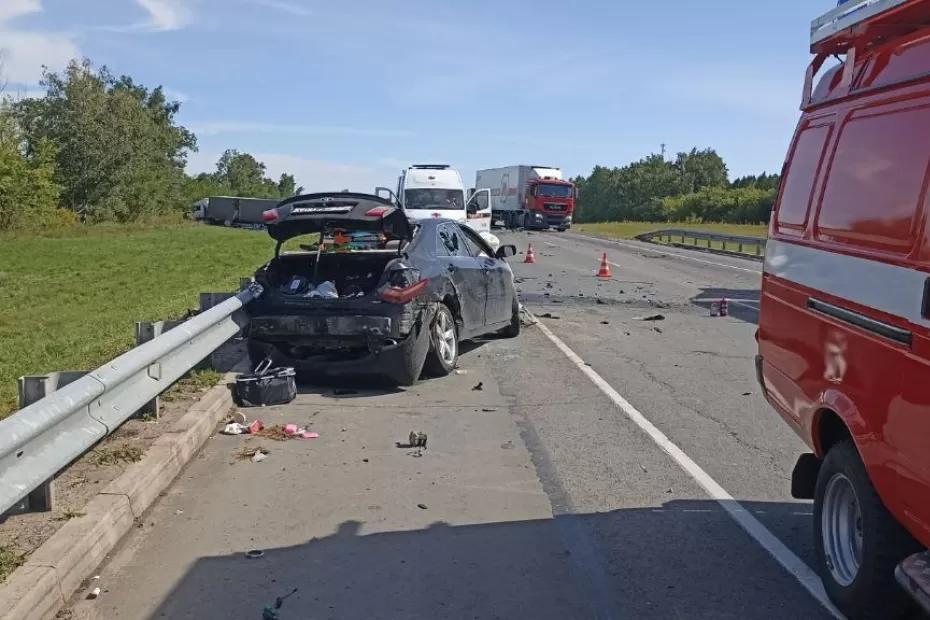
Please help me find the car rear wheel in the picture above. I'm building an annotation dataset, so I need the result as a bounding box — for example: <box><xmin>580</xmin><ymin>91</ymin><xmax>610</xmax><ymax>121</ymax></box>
<box><xmin>814</xmin><ymin>440</ymin><xmax>920</xmax><ymax>619</ymax></box>
<box><xmin>423</xmin><ymin>304</ymin><xmax>458</xmax><ymax>377</ymax></box>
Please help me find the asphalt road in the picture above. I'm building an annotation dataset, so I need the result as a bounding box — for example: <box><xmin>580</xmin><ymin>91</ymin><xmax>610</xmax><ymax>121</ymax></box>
<box><xmin>70</xmin><ymin>231</ymin><xmax>841</xmax><ymax>620</ymax></box>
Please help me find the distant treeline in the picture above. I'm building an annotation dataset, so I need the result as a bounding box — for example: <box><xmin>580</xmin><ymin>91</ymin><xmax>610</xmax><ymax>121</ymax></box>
<box><xmin>0</xmin><ymin>59</ymin><xmax>301</xmax><ymax>232</ymax></box>
<box><xmin>571</xmin><ymin>149</ymin><xmax>780</xmax><ymax>224</ymax></box>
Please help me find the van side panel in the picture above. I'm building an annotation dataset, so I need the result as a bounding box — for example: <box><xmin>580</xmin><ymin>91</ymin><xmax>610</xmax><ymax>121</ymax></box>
<box><xmin>762</xmin><ymin>90</ymin><xmax>930</xmax><ymax>545</ymax></box>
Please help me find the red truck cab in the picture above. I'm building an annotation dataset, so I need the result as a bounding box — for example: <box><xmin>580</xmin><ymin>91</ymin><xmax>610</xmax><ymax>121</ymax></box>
<box><xmin>524</xmin><ymin>177</ymin><xmax>576</xmax><ymax>231</ymax></box>
<box><xmin>758</xmin><ymin>1</ymin><xmax>930</xmax><ymax>616</ymax></box>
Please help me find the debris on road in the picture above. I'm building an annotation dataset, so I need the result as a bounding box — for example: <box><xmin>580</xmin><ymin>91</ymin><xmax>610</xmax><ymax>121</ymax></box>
<box><xmin>742</xmin><ymin>392</ymin><xmax>752</xmax><ymax>396</ymax></box>
<box><xmin>262</xmin><ymin>588</ymin><xmax>298</xmax><ymax>620</ymax></box>
<box><xmin>540</xmin><ymin>312</ymin><xmax>560</xmax><ymax>319</ymax></box>
<box><xmin>454</xmin><ymin>368</ymin><xmax>467</xmax><ymax>375</ymax></box>
<box><xmin>87</xmin><ymin>587</ymin><xmax>101</xmax><ymax>600</ymax></box>
<box><xmin>247</xmin><ymin>420</ymin><xmax>265</xmax><ymax>434</ymax></box>
<box><xmin>302</xmin><ymin>431</ymin><xmax>320</xmax><ymax>439</ymax></box>
<box><xmin>634</xmin><ymin>314</ymin><xmax>665</xmax><ymax>322</ymax></box>
<box><xmin>409</xmin><ymin>431</ymin><xmax>428</xmax><ymax>448</ymax></box>
<box><xmin>417</xmin><ymin>503</ymin><xmax>428</xmax><ymax>510</ymax></box>
<box><xmin>251</xmin><ymin>450</ymin><xmax>269</xmax><ymax>463</ymax></box>
<box><xmin>254</xmin><ymin>425</ymin><xmax>289</xmax><ymax>441</ymax></box>
<box><xmin>245</xmin><ymin>549</ymin><xmax>265</xmax><ymax>559</ymax></box>
<box><xmin>222</xmin><ymin>422</ymin><xmax>245</xmax><ymax>435</ymax></box>
<box><xmin>596</xmin><ymin>298</ymin><xmax>607</xmax><ymax>305</ymax></box>
<box><xmin>481</xmin><ymin>408</ymin><xmax>497</xmax><ymax>412</ymax></box>
<box><xmin>234</xmin><ymin>446</ymin><xmax>269</xmax><ymax>462</ymax></box>
<box><xmin>601</xmin><ymin>321</ymin><xmax>610</xmax><ymax>325</ymax></box>
<box><xmin>472</xmin><ymin>382</ymin><xmax>484</xmax><ymax>391</ymax></box>
<box><xmin>654</xmin><ymin>327</ymin><xmax>663</xmax><ymax>334</ymax></box>
<box><xmin>501</xmin><ymin>440</ymin><xmax>514</xmax><ymax>450</ymax></box>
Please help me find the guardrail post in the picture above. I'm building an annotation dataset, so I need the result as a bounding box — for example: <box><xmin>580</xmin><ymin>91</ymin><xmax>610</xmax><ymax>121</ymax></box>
<box><xmin>135</xmin><ymin>320</ymin><xmax>185</xmax><ymax>416</ymax></box>
<box><xmin>11</xmin><ymin>372</ymin><xmax>88</xmax><ymax>513</ymax></box>
<box><xmin>738</xmin><ymin>242</ymin><xmax>744</xmax><ymax>253</ymax></box>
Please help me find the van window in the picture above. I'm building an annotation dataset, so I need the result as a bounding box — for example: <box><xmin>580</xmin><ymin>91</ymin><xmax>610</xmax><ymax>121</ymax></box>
<box><xmin>816</xmin><ymin>105</ymin><xmax>930</xmax><ymax>253</ymax></box>
<box><xmin>776</xmin><ymin>123</ymin><xmax>831</xmax><ymax>230</ymax></box>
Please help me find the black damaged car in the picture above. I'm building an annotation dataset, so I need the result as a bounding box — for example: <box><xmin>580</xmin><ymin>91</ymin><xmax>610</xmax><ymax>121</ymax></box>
<box><xmin>245</xmin><ymin>192</ymin><xmax>521</xmax><ymax>385</ymax></box>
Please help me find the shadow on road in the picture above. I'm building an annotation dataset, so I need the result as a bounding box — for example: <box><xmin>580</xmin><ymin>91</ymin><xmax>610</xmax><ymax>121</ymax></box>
<box><xmin>145</xmin><ymin>499</ymin><xmax>827</xmax><ymax>620</ymax></box>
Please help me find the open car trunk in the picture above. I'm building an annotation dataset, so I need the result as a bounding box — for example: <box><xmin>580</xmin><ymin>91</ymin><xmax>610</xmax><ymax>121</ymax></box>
<box><xmin>260</xmin><ymin>250</ymin><xmax>399</xmax><ymax>300</ymax></box>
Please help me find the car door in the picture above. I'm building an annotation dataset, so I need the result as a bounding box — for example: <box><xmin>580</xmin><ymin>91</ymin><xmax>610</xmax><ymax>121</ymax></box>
<box><xmin>459</xmin><ymin>224</ymin><xmax>512</xmax><ymax>326</ymax></box>
<box><xmin>436</xmin><ymin>223</ymin><xmax>487</xmax><ymax>331</ymax></box>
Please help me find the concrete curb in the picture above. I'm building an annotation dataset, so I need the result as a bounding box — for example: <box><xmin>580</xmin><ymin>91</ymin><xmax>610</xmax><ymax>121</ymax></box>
<box><xmin>0</xmin><ymin>374</ymin><xmax>236</xmax><ymax>620</ymax></box>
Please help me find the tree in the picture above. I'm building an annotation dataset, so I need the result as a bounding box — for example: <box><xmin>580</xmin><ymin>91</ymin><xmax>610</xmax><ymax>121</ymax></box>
<box><xmin>277</xmin><ymin>172</ymin><xmax>301</xmax><ymax>197</ymax></box>
<box><xmin>674</xmin><ymin>148</ymin><xmax>728</xmax><ymax>193</ymax></box>
<box><xmin>0</xmin><ymin>103</ymin><xmax>69</xmax><ymax>231</ymax></box>
<box><xmin>13</xmin><ymin>59</ymin><xmax>196</xmax><ymax>221</ymax></box>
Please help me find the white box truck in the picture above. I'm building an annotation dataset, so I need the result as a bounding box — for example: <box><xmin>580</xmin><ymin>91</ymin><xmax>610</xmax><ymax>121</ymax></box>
<box><xmin>475</xmin><ymin>165</ymin><xmax>577</xmax><ymax>231</ymax></box>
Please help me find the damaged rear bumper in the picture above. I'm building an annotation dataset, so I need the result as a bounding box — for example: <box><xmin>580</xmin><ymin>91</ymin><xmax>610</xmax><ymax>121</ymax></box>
<box><xmin>246</xmin><ymin>305</ymin><xmax>436</xmax><ymax>383</ymax></box>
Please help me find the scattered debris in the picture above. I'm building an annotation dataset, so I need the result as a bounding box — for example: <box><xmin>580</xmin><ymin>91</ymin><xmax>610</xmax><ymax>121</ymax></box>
<box><xmin>222</xmin><ymin>422</ymin><xmax>246</xmax><ymax>435</ymax></box>
<box><xmin>234</xmin><ymin>446</ymin><xmax>269</xmax><ymax>462</ymax></box>
<box><xmin>174</xmin><ymin>510</ymin><xmax>184</xmax><ymax>516</ymax></box>
<box><xmin>262</xmin><ymin>588</ymin><xmax>298</xmax><ymax>620</ymax></box>
<box><xmin>454</xmin><ymin>368</ymin><xmax>468</xmax><ymax>375</ymax></box>
<box><xmin>500</xmin><ymin>441</ymin><xmax>514</xmax><ymax>450</ymax></box>
<box><xmin>409</xmin><ymin>431</ymin><xmax>428</xmax><ymax>448</ymax></box>
<box><xmin>639</xmin><ymin>464</ymin><xmax>648</xmax><ymax>474</ymax></box>
<box><xmin>742</xmin><ymin>392</ymin><xmax>752</xmax><ymax>396</ymax></box>
<box><xmin>601</xmin><ymin>321</ymin><xmax>610</xmax><ymax>325</ymax></box>
<box><xmin>596</xmin><ymin>298</ymin><xmax>607</xmax><ymax>305</ymax></box>
<box><xmin>87</xmin><ymin>587</ymin><xmax>101</xmax><ymax>600</ymax></box>
<box><xmin>481</xmin><ymin>408</ymin><xmax>497</xmax><ymax>412</ymax></box>
<box><xmin>302</xmin><ymin>431</ymin><xmax>320</xmax><ymax>439</ymax></box>
<box><xmin>245</xmin><ymin>549</ymin><xmax>265</xmax><ymax>559</ymax></box>
<box><xmin>545</xmin><ymin>282</ymin><xmax>554</xmax><ymax>289</ymax></box>
<box><xmin>252</xmin><ymin>450</ymin><xmax>269</xmax><ymax>463</ymax></box>
<box><xmin>417</xmin><ymin>503</ymin><xmax>428</xmax><ymax>510</ymax></box>
<box><xmin>69</xmin><ymin>477</ymin><xmax>88</xmax><ymax>488</ymax></box>
<box><xmin>540</xmin><ymin>312</ymin><xmax>560</xmax><ymax>319</ymax></box>
<box><xmin>472</xmin><ymin>382</ymin><xmax>484</xmax><ymax>391</ymax></box>
<box><xmin>362</xmin><ymin>458</ymin><xmax>369</xmax><ymax>463</ymax></box>
<box><xmin>53</xmin><ymin>509</ymin><xmax>86</xmax><ymax>522</ymax></box>
<box><xmin>654</xmin><ymin>327</ymin><xmax>663</xmax><ymax>333</ymax></box>
<box><xmin>247</xmin><ymin>420</ymin><xmax>265</xmax><ymax>434</ymax></box>
<box><xmin>634</xmin><ymin>314</ymin><xmax>665</xmax><ymax>322</ymax></box>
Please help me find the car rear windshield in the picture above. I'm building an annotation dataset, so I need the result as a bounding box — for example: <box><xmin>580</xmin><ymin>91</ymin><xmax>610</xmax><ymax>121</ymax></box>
<box><xmin>537</xmin><ymin>184</ymin><xmax>572</xmax><ymax>198</ymax></box>
<box><xmin>282</xmin><ymin>227</ymin><xmax>396</xmax><ymax>254</ymax></box>
<box><xmin>404</xmin><ymin>189</ymin><xmax>464</xmax><ymax>210</ymax></box>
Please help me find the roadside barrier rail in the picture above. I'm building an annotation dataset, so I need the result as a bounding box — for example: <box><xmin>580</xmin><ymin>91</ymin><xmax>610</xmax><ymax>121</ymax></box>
<box><xmin>635</xmin><ymin>229</ymin><xmax>767</xmax><ymax>258</ymax></box>
<box><xmin>0</xmin><ymin>284</ymin><xmax>262</xmax><ymax>515</ymax></box>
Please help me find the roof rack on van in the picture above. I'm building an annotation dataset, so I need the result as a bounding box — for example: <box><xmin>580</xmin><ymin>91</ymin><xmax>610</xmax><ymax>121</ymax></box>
<box><xmin>803</xmin><ymin>0</ymin><xmax>930</xmax><ymax>108</ymax></box>
<box><xmin>410</xmin><ymin>164</ymin><xmax>450</xmax><ymax>170</ymax></box>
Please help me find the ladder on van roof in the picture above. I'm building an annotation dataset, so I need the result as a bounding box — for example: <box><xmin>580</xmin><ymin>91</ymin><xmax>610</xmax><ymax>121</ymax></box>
<box><xmin>811</xmin><ymin>0</ymin><xmax>909</xmax><ymax>46</ymax></box>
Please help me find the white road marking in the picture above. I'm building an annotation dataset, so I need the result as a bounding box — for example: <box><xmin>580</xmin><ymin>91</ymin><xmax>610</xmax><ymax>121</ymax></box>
<box><xmin>533</xmin><ymin>320</ymin><xmax>843</xmax><ymax>619</ymax></box>
<box><xmin>550</xmin><ymin>234</ymin><xmax>764</xmax><ymax>274</ymax></box>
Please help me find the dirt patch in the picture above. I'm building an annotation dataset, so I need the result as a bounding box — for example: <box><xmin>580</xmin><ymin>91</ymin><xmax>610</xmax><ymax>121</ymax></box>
<box><xmin>0</xmin><ymin>339</ymin><xmax>245</xmax><ymax>583</ymax></box>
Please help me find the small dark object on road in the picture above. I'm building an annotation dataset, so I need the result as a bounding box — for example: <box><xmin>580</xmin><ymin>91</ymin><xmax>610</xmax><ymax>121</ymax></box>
<box><xmin>472</xmin><ymin>382</ymin><xmax>484</xmax><ymax>391</ymax></box>
<box><xmin>246</xmin><ymin>549</ymin><xmax>265</xmax><ymax>559</ymax></box>
<box><xmin>404</xmin><ymin>431</ymin><xmax>428</xmax><ymax>448</ymax></box>
<box><xmin>417</xmin><ymin>503</ymin><xmax>428</xmax><ymax>510</ymax></box>
<box><xmin>501</xmin><ymin>441</ymin><xmax>514</xmax><ymax>450</ymax></box>
<box><xmin>333</xmin><ymin>388</ymin><xmax>358</xmax><ymax>396</ymax></box>
<box><xmin>546</xmin><ymin>282</ymin><xmax>554</xmax><ymax>288</ymax></box>
<box><xmin>481</xmin><ymin>408</ymin><xmax>497</xmax><ymax>412</ymax></box>
<box><xmin>742</xmin><ymin>392</ymin><xmax>752</xmax><ymax>396</ymax></box>
<box><xmin>635</xmin><ymin>314</ymin><xmax>665</xmax><ymax>321</ymax></box>
<box><xmin>552</xmin><ymin>299</ymin><xmax>563</xmax><ymax>303</ymax></box>
<box><xmin>596</xmin><ymin>298</ymin><xmax>607</xmax><ymax>305</ymax></box>
<box><xmin>601</xmin><ymin>321</ymin><xmax>610</xmax><ymax>325</ymax></box>
<box><xmin>363</xmin><ymin>458</ymin><xmax>369</xmax><ymax>463</ymax></box>
<box><xmin>578</xmin><ymin>292</ymin><xmax>584</xmax><ymax>297</ymax></box>
<box><xmin>262</xmin><ymin>588</ymin><xmax>298</xmax><ymax>620</ymax></box>
<box><xmin>540</xmin><ymin>313</ymin><xmax>560</xmax><ymax>319</ymax></box>
<box><xmin>619</xmin><ymin>289</ymin><xmax>625</xmax><ymax>294</ymax></box>
<box><xmin>654</xmin><ymin>327</ymin><xmax>663</xmax><ymax>333</ymax></box>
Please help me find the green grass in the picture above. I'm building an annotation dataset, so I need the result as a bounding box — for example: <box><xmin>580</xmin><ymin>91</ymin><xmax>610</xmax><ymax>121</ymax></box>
<box><xmin>0</xmin><ymin>224</ymin><xmax>271</xmax><ymax>419</ymax></box>
<box><xmin>574</xmin><ymin>221</ymin><xmax>768</xmax><ymax>240</ymax></box>
<box><xmin>0</xmin><ymin>546</ymin><xmax>25</xmax><ymax>583</ymax></box>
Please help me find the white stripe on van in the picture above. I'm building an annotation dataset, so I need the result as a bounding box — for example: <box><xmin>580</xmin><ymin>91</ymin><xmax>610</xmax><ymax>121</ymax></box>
<box><xmin>764</xmin><ymin>239</ymin><xmax>928</xmax><ymax>327</ymax></box>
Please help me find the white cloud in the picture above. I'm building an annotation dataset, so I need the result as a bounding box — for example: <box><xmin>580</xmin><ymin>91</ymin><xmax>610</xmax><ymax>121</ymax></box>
<box><xmin>0</xmin><ymin>1</ymin><xmax>79</xmax><ymax>85</ymax></box>
<box><xmin>136</xmin><ymin>0</ymin><xmax>192</xmax><ymax>31</ymax></box>
<box><xmin>244</xmin><ymin>0</ymin><xmax>311</xmax><ymax>17</ymax></box>
<box><xmin>189</xmin><ymin>120</ymin><xmax>411</xmax><ymax>138</ymax></box>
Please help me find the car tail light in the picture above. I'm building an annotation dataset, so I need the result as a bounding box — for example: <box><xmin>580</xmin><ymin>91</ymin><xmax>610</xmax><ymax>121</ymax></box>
<box><xmin>366</xmin><ymin>206</ymin><xmax>391</xmax><ymax>217</ymax></box>
<box><xmin>261</xmin><ymin>208</ymin><xmax>279</xmax><ymax>223</ymax></box>
<box><xmin>379</xmin><ymin>279</ymin><xmax>429</xmax><ymax>304</ymax></box>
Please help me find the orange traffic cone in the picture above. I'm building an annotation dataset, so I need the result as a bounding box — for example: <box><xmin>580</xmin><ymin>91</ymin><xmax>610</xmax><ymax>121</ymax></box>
<box><xmin>524</xmin><ymin>244</ymin><xmax>537</xmax><ymax>264</ymax></box>
<box><xmin>596</xmin><ymin>253</ymin><xmax>612</xmax><ymax>278</ymax></box>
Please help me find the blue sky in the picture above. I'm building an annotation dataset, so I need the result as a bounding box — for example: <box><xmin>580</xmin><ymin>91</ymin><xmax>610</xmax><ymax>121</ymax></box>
<box><xmin>1</xmin><ymin>0</ymin><xmax>833</xmax><ymax>192</ymax></box>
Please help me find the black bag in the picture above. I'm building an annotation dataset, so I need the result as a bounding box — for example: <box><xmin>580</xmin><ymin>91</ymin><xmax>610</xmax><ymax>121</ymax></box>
<box><xmin>235</xmin><ymin>359</ymin><xmax>297</xmax><ymax>407</ymax></box>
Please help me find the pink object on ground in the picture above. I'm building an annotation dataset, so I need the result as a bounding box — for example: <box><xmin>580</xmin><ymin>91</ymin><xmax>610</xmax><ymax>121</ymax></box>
<box><xmin>284</xmin><ymin>424</ymin><xmax>299</xmax><ymax>435</ymax></box>
<box><xmin>301</xmin><ymin>431</ymin><xmax>320</xmax><ymax>439</ymax></box>
<box><xmin>247</xmin><ymin>420</ymin><xmax>264</xmax><ymax>434</ymax></box>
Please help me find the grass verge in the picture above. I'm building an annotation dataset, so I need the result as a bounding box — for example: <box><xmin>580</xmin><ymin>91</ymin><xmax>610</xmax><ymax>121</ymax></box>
<box><xmin>0</xmin><ymin>224</ymin><xmax>270</xmax><ymax>419</ymax></box>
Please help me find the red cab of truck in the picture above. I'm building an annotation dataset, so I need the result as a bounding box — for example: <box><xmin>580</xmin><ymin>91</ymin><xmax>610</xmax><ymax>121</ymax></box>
<box><xmin>758</xmin><ymin>1</ymin><xmax>930</xmax><ymax>616</ymax></box>
<box><xmin>525</xmin><ymin>176</ymin><xmax>576</xmax><ymax>231</ymax></box>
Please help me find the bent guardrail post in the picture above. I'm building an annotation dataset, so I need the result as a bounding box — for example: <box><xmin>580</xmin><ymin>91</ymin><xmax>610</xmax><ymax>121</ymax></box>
<box><xmin>0</xmin><ymin>284</ymin><xmax>262</xmax><ymax>516</ymax></box>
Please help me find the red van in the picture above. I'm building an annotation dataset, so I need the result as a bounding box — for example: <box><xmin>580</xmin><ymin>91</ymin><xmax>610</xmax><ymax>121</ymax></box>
<box><xmin>758</xmin><ymin>1</ymin><xmax>930</xmax><ymax>617</ymax></box>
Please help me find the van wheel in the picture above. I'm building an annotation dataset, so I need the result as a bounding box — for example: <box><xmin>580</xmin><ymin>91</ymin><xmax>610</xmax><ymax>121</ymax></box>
<box><xmin>424</xmin><ymin>304</ymin><xmax>458</xmax><ymax>377</ymax></box>
<box><xmin>814</xmin><ymin>440</ymin><xmax>920</xmax><ymax>619</ymax></box>
<box><xmin>500</xmin><ymin>296</ymin><xmax>521</xmax><ymax>338</ymax></box>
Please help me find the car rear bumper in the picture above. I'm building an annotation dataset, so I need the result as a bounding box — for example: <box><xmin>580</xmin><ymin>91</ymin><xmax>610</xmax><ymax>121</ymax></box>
<box><xmin>247</xmin><ymin>305</ymin><xmax>435</xmax><ymax>383</ymax></box>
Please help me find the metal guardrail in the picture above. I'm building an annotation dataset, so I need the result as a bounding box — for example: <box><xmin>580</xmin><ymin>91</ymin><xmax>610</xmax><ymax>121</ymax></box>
<box><xmin>0</xmin><ymin>284</ymin><xmax>262</xmax><ymax>516</ymax></box>
<box><xmin>635</xmin><ymin>229</ymin><xmax>767</xmax><ymax>257</ymax></box>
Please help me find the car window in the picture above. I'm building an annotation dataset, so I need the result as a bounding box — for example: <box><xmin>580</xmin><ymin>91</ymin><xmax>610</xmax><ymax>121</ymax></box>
<box><xmin>458</xmin><ymin>225</ymin><xmax>493</xmax><ymax>258</ymax></box>
<box><xmin>437</xmin><ymin>224</ymin><xmax>470</xmax><ymax>257</ymax></box>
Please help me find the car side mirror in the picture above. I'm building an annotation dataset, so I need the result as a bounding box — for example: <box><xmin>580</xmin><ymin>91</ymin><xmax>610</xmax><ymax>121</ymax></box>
<box><xmin>495</xmin><ymin>244</ymin><xmax>517</xmax><ymax>259</ymax></box>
